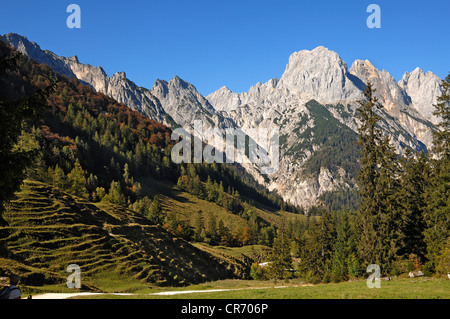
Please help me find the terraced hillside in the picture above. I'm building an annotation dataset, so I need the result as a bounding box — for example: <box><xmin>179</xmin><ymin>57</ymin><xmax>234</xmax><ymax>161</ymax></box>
<box><xmin>0</xmin><ymin>180</ymin><xmax>251</xmax><ymax>290</ymax></box>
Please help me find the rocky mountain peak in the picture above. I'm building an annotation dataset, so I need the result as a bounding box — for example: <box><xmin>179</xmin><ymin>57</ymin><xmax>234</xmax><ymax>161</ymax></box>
<box><xmin>67</xmin><ymin>55</ymin><xmax>79</xmax><ymax>63</ymax></box>
<box><xmin>151</xmin><ymin>75</ymin><xmax>219</xmax><ymax>128</ymax></box>
<box><xmin>207</xmin><ymin>86</ymin><xmax>242</xmax><ymax>112</ymax></box>
<box><xmin>278</xmin><ymin>46</ymin><xmax>363</xmax><ymax>103</ymax></box>
<box><xmin>349</xmin><ymin>59</ymin><xmax>411</xmax><ymax>114</ymax></box>
<box><xmin>168</xmin><ymin>75</ymin><xmax>192</xmax><ymax>90</ymax></box>
<box><xmin>154</xmin><ymin>76</ymin><xmax>204</xmax><ymax>99</ymax></box>
<box><xmin>152</xmin><ymin>79</ymin><xmax>170</xmax><ymax>96</ymax></box>
<box><xmin>282</xmin><ymin>46</ymin><xmax>347</xmax><ymax>82</ymax></box>
<box><xmin>399</xmin><ymin>67</ymin><xmax>443</xmax><ymax>124</ymax></box>
<box><xmin>349</xmin><ymin>59</ymin><xmax>378</xmax><ymax>80</ymax></box>
<box><xmin>218</xmin><ymin>86</ymin><xmax>232</xmax><ymax>93</ymax></box>
<box><xmin>113</xmin><ymin>71</ymin><xmax>126</xmax><ymax>78</ymax></box>
<box><xmin>1</xmin><ymin>33</ymin><xmax>38</xmax><ymax>55</ymax></box>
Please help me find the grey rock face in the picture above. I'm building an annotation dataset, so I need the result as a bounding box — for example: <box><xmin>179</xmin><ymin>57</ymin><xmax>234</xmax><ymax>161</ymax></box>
<box><xmin>207</xmin><ymin>86</ymin><xmax>242</xmax><ymax>112</ymax></box>
<box><xmin>349</xmin><ymin>59</ymin><xmax>411</xmax><ymax>114</ymax></box>
<box><xmin>207</xmin><ymin>47</ymin><xmax>365</xmax><ymax>113</ymax></box>
<box><xmin>349</xmin><ymin>59</ymin><xmax>437</xmax><ymax>150</ymax></box>
<box><xmin>152</xmin><ymin>76</ymin><xmax>214</xmax><ymax>123</ymax></box>
<box><xmin>399</xmin><ymin>67</ymin><xmax>443</xmax><ymax>125</ymax></box>
<box><xmin>278</xmin><ymin>46</ymin><xmax>364</xmax><ymax>103</ymax></box>
<box><xmin>151</xmin><ymin>76</ymin><xmax>237</xmax><ymax>137</ymax></box>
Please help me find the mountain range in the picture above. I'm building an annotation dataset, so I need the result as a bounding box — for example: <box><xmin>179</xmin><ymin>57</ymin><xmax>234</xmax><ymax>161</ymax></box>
<box><xmin>1</xmin><ymin>33</ymin><xmax>443</xmax><ymax>210</ymax></box>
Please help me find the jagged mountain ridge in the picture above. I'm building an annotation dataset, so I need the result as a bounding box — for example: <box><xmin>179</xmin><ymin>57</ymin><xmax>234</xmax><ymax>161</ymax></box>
<box><xmin>0</xmin><ymin>33</ymin><xmax>170</xmax><ymax>124</ymax></box>
<box><xmin>1</xmin><ymin>33</ymin><xmax>443</xmax><ymax>210</ymax></box>
<box><xmin>206</xmin><ymin>46</ymin><xmax>442</xmax><ymax>208</ymax></box>
<box><xmin>0</xmin><ymin>33</ymin><xmax>235</xmax><ymax>133</ymax></box>
<box><xmin>208</xmin><ymin>47</ymin><xmax>440</xmax><ymax>148</ymax></box>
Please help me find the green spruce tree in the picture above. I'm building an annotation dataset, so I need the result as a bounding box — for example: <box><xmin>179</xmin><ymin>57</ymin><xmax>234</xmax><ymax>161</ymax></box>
<box><xmin>355</xmin><ymin>83</ymin><xmax>403</xmax><ymax>274</ymax></box>
<box><xmin>424</xmin><ymin>73</ymin><xmax>450</xmax><ymax>270</ymax></box>
<box><xmin>397</xmin><ymin>149</ymin><xmax>428</xmax><ymax>260</ymax></box>
<box><xmin>148</xmin><ymin>195</ymin><xmax>163</xmax><ymax>224</ymax></box>
<box><xmin>67</xmin><ymin>160</ymin><xmax>88</xmax><ymax>198</ymax></box>
<box><xmin>268</xmin><ymin>211</ymin><xmax>293</xmax><ymax>280</ymax></box>
<box><xmin>355</xmin><ymin>83</ymin><xmax>384</xmax><ymax>268</ymax></box>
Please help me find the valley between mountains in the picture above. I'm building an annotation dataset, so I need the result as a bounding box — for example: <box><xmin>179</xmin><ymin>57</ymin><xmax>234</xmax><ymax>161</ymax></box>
<box><xmin>2</xmin><ymin>33</ymin><xmax>443</xmax><ymax>210</ymax></box>
<box><xmin>0</xmin><ymin>33</ymin><xmax>448</xmax><ymax>297</ymax></box>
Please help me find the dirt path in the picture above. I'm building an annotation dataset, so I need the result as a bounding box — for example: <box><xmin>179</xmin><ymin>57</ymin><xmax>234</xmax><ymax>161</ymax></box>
<box><xmin>31</xmin><ymin>292</ymin><xmax>136</xmax><ymax>299</ymax></box>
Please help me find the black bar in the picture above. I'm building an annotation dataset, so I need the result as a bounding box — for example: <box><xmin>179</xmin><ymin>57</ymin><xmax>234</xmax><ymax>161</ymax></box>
<box><xmin>18</xmin><ymin>299</ymin><xmax>448</xmax><ymax>318</ymax></box>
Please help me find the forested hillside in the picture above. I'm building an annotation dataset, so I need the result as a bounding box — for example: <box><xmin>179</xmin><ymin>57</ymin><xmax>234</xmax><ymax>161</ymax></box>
<box><xmin>0</xmin><ymin>40</ymin><xmax>302</xmax><ymax>245</ymax></box>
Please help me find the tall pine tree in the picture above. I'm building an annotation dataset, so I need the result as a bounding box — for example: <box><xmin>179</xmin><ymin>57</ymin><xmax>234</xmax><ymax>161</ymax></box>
<box><xmin>67</xmin><ymin>160</ymin><xmax>88</xmax><ymax>199</ymax></box>
<box><xmin>355</xmin><ymin>83</ymin><xmax>402</xmax><ymax>274</ymax></box>
<box><xmin>397</xmin><ymin>149</ymin><xmax>428</xmax><ymax>261</ymax></box>
<box><xmin>424</xmin><ymin>73</ymin><xmax>450</xmax><ymax>270</ymax></box>
<box><xmin>375</xmin><ymin>135</ymin><xmax>402</xmax><ymax>273</ymax></box>
<box><xmin>355</xmin><ymin>83</ymin><xmax>384</xmax><ymax>268</ymax></box>
<box><xmin>268</xmin><ymin>210</ymin><xmax>293</xmax><ymax>280</ymax></box>
<box><xmin>299</xmin><ymin>211</ymin><xmax>336</xmax><ymax>282</ymax></box>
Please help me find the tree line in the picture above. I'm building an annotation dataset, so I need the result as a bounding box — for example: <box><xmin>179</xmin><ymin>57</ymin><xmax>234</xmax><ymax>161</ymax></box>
<box><xmin>258</xmin><ymin>80</ymin><xmax>450</xmax><ymax>282</ymax></box>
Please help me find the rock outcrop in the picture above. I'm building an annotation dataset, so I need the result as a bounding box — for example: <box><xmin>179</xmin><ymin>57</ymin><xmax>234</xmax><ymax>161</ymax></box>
<box><xmin>399</xmin><ymin>67</ymin><xmax>443</xmax><ymax>125</ymax></box>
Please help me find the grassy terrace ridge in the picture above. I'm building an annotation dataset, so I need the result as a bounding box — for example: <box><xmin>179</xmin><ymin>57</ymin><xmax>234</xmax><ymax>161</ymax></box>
<box><xmin>0</xmin><ymin>180</ymin><xmax>269</xmax><ymax>292</ymax></box>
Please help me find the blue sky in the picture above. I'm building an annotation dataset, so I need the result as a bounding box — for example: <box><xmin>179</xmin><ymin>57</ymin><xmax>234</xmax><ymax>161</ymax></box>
<box><xmin>1</xmin><ymin>0</ymin><xmax>449</xmax><ymax>96</ymax></box>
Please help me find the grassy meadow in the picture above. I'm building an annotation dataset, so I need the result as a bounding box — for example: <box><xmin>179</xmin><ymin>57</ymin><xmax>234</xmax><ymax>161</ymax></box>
<box><xmin>69</xmin><ymin>276</ymin><xmax>449</xmax><ymax>299</ymax></box>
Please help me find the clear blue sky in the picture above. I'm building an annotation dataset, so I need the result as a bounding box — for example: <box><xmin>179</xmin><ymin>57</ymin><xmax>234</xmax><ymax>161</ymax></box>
<box><xmin>1</xmin><ymin>0</ymin><xmax>449</xmax><ymax>96</ymax></box>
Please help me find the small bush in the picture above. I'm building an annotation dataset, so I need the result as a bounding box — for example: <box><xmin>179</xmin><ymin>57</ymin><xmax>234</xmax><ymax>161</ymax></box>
<box><xmin>322</xmin><ymin>271</ymin><xmax>332</xmax><ymax>284</ymax></box>
<box><xmin>21</xmin><ymin>272</ymin><xmax>46</xmax><ymax>286</ymax></box>
<box><xmin>407</xmin><ymin>254</ymin><xmax>423</xmax><ymax>272</ymax></box>
<box><xmin>423</xmin><ymin>261</ymin><xmax>435</xmax><ymax>276</ymax></box>
<box><xmin>435</xmin><ymin>239</ymin><xmax>450</xmax><ymax>275</ymax></box>
<box><xmin>250</xmin><ymin>263</ymin><xmax>266</xmax><ymax>280</ymax></box>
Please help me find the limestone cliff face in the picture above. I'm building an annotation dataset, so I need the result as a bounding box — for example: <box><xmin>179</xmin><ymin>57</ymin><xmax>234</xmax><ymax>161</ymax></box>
<box><xmin>208</xmin><ymin>46</ymin><xmax>364</xmax><ymax>112</ymax></box>
<box><xmin>349</xmin><ymin>59</ymin><xmax>437</xmax><ymax>151</ymax></box>
<box><xmin>278</xmin><ymin>46</ymin><xmax>364</xmax><ymax>103</ymax></box>
<box><xmin>399</xmin><ymin>67</ymin><xmax>443</xmax><ymax>125</ymax></box>
<box><xmin>151</xmin><ymin>76</ymin><xmax>229</xmax><ymax>131</ymax></box>
<box><xmin>3</xmin><ymin>33</ymin><xmax>443</xmax><ymax>210</ymax></box>
<box><xmin>349</xmin><ymin>59</ymin><xmax>411</xmax><ymax>114</ymax></box>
